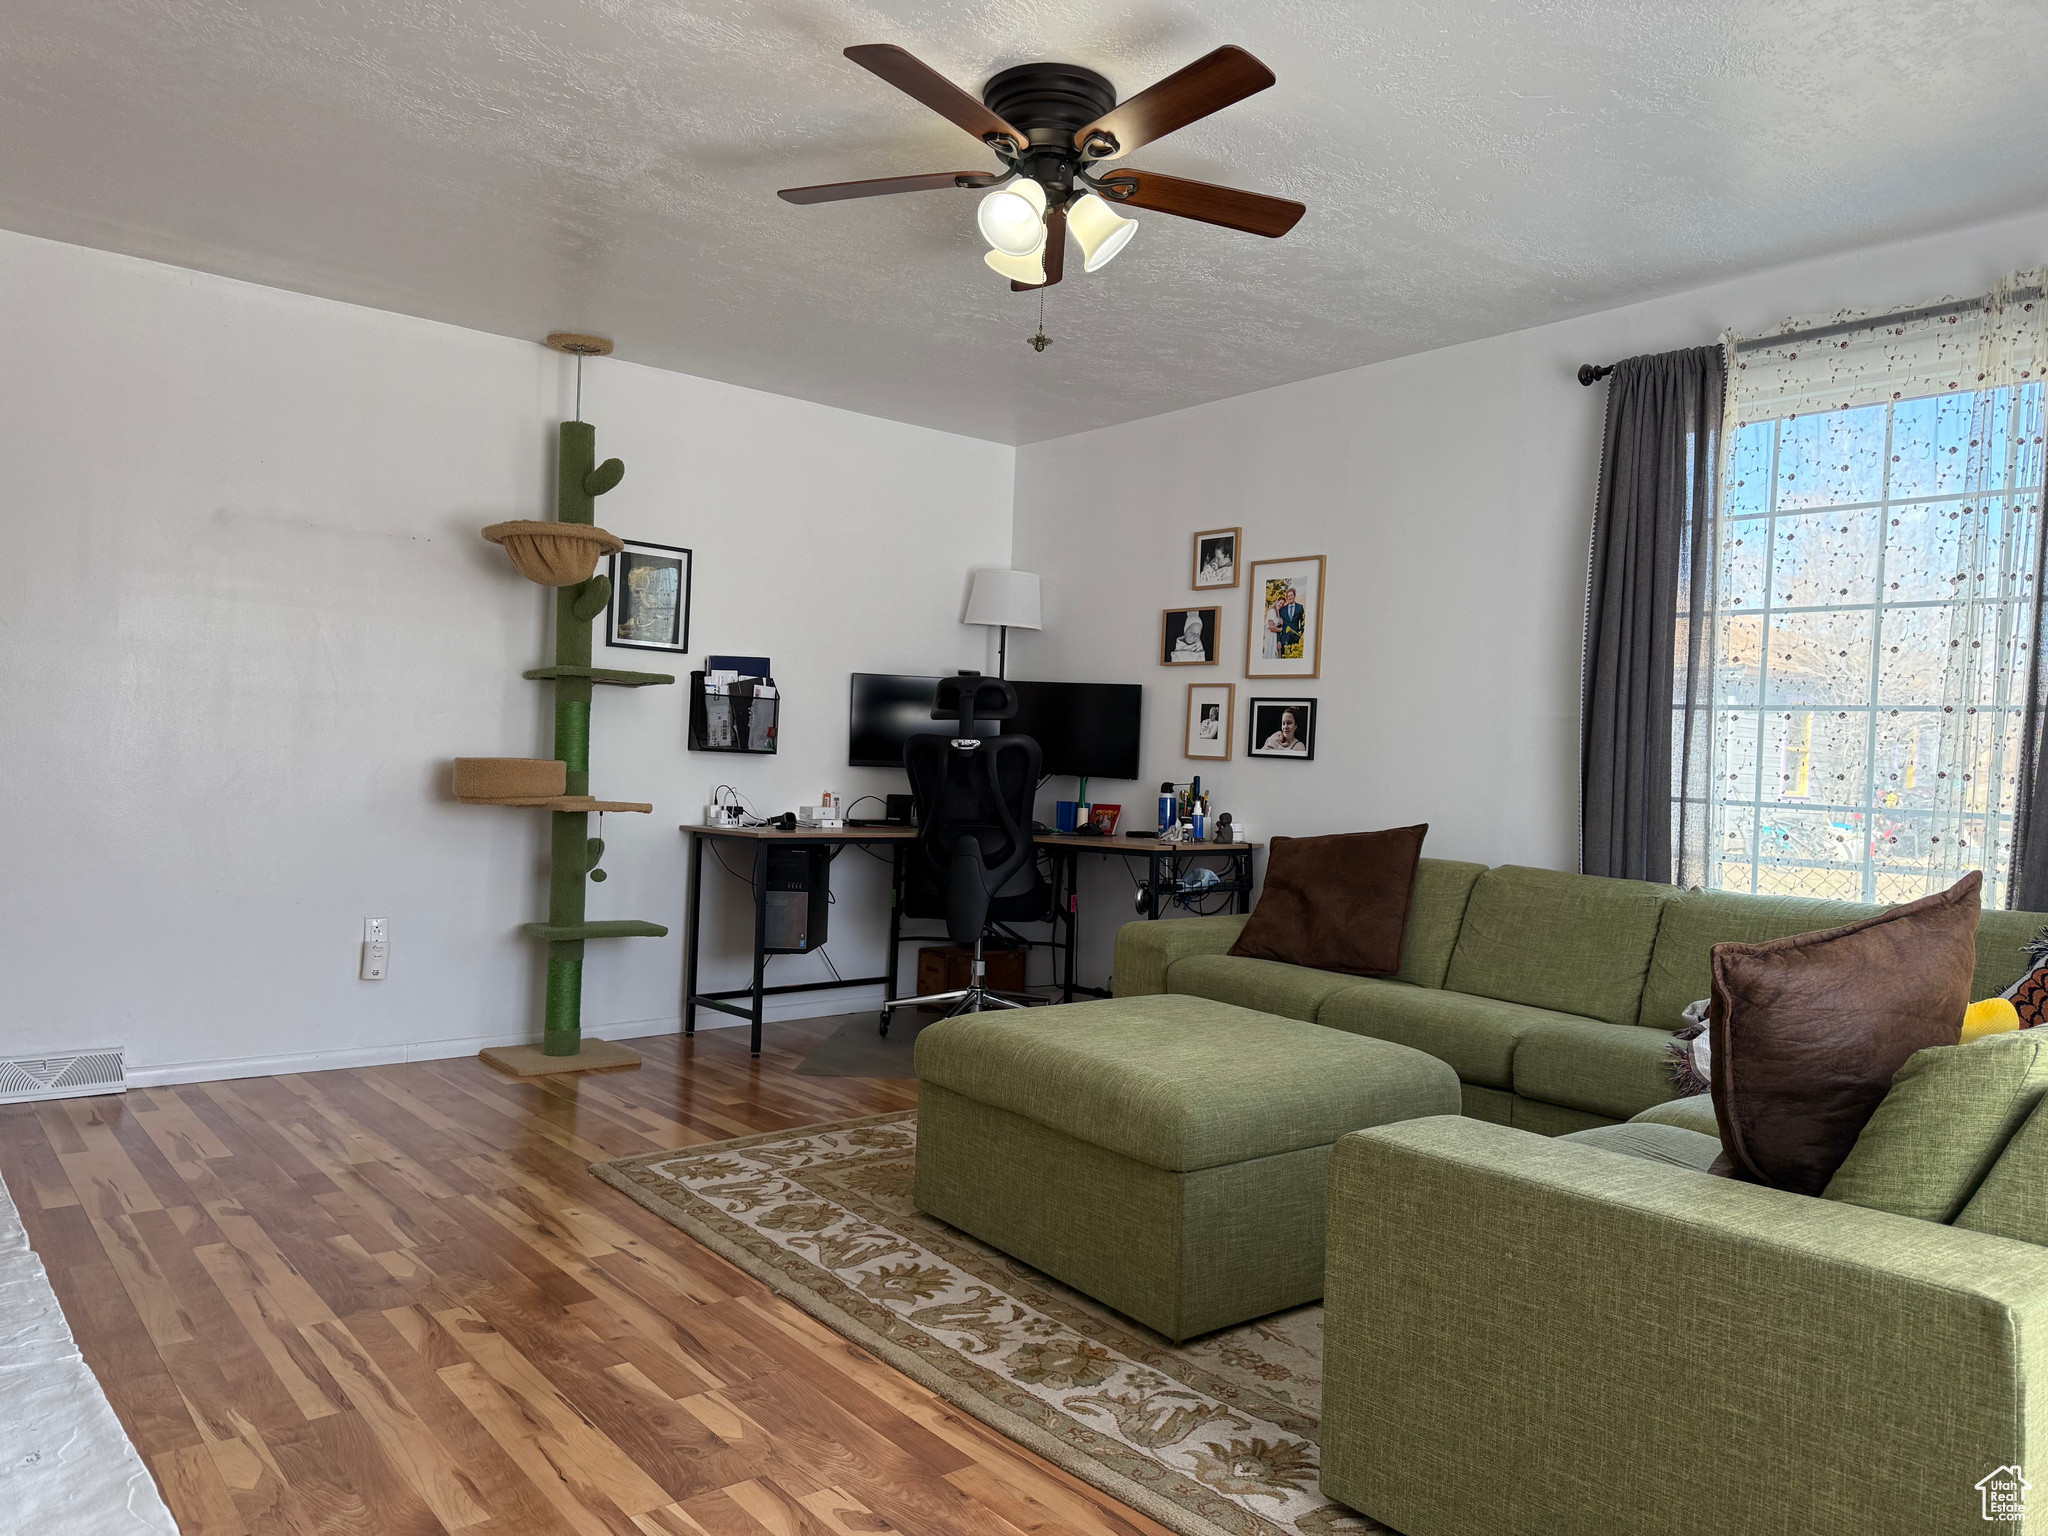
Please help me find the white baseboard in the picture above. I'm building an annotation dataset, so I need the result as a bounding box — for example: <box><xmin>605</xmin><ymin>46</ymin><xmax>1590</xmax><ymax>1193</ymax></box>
<box><xmin>123</xmin><ymin>987</ymin><xmax>884</xmax><ymax>1089</ymax></box>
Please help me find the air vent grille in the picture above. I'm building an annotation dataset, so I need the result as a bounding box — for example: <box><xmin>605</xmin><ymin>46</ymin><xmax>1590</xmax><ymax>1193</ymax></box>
<box><xmin>0</xmin><ymin>1049</ymin><xmax>125</xmax><ymax>1104</ymax></box>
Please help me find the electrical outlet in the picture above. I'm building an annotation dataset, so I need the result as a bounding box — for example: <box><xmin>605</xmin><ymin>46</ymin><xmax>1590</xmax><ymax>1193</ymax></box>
<box><xmin>364</xmin><ymin>917</ymin><xmax>388</xmax><ymax>943</ymax></box>
<box><xmin>360</xmin><ymin>941</ymin><xmax>389</xmax><ymax>981</ymax></box>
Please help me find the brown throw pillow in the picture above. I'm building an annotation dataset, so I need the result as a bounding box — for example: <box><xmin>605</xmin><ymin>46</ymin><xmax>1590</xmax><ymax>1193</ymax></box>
<box><xmin>1710</xmin><ymin>871</ymin><xmax>1981</xmax><ymax>1196</ymax></box>
<box><xmin>1228</xmin><ymin>825</ymin><xmax>1427</xmax><ymax>976</ymax></box>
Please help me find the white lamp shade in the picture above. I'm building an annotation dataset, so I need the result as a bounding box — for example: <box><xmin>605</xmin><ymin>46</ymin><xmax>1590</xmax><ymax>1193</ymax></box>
<box><xmin>1068</xmin><ymin>193</ymin><xmax>1138</xmax><ymax>272</ymax></box>
<box><xmin>977</xmin><ymin>180</ymin><xmax>1047</xmax><ymax>257</ymax></box>
<box><xmin>983</xmin><ymin>245</ymin><xmax>1046</xmax><ymax>285</ymax></box>
<box><xmin>963</xmin><ymin>569</ymin><xmax>1043</xmax><ymax>631</ymax></box>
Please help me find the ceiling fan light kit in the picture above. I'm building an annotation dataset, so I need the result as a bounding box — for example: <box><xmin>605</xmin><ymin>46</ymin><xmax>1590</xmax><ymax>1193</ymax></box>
<box><xmin>778</xmin><ymin>43</ymin><xmax>1307</xmax><ymax>294</ymax></box>
<box><xmin>977</xmin><ymin>177</ymin><xmax>1047</xmax><ymax>256</ymax></box>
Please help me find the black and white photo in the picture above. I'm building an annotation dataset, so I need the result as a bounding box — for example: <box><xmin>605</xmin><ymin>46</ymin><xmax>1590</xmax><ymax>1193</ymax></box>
<box><xmin>1185</xmin><ymin>682</ymin><xmax>1235</xmax><ymax>760</ymax></box>
<box><xmin>1193</xmin><ymin>527</ymin><xmax>1240</xmax><ymax>589</ymax></box>
<box><xmin>1161</xmin><ymin>606</ymin><xmax>1222</xmax><ymax>665</ymax></box>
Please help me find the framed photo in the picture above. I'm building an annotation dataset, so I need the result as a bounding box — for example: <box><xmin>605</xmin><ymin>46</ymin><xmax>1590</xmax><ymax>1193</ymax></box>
<box><xmin>1161</xmin><ymin>606</ymin><xmax>1222</xmax><ymax>665</ymax></box>
<box><xmin>1193</xmin><ymin>527</ymin><xmax>1240</xmax><ymax>589</ymax></box>
<box><xmin>1185</xmin><ymin>683</ymin><xmax>1235</xmax><ymax>761</ymax></box>
<box><xmin>1088</xmin><ymin>803</ymin><xmax>1122</xmax><ymax>835</ymax></box>
<box><xmin>1248</xmin><ymin>697</ymin><xmax>1316</xmax><ymax>760</ymax></box>
<box><xmin>607</xmin><ymin>539</ymin><xmax>692</xmax><ymax>654</ymax></box>
<box><xmin>1246</xmin><ymin>555</ymin><xmax>1325</xmax><ymax>678</ymax></box>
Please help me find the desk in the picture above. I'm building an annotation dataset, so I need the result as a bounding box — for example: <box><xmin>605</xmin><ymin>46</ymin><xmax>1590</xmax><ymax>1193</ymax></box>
<box><xmin>681</xmin><ymin>824</ymin><xmax>1260</xmax><ymax>1055</ymax></box>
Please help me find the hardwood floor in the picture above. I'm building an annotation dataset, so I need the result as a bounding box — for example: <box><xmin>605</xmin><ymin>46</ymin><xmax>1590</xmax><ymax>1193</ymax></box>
<box><xmin>0</xmin><ymin>1017</ymin><xmax>1175</xmax><ymax>1536</ymax></box>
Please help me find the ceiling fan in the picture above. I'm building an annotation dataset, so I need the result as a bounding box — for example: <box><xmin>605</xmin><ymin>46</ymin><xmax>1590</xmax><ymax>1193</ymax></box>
<box><xmin>778</xmin><ymin>44</ymin><xmax>1306</xmax><ymax>290</ymax></box>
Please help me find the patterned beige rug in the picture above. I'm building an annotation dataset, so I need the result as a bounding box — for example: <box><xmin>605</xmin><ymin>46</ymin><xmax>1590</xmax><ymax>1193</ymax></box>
<box><xmin>591</xmin><ymin>1112</ymin><xmax>1391</xmax><ymax>1536</ymax></box>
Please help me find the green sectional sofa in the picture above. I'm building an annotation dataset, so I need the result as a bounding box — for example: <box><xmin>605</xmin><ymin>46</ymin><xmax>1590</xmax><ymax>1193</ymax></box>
<box><xmin>1321</xmin><ymin>1109</ymin><xmax>2048</xmax><ymax>1535</ymax></box>
<box><xmin>1114</xmin><ymin>859</ymin><xmax>2048</xmax><ymax>1134</ymax></box>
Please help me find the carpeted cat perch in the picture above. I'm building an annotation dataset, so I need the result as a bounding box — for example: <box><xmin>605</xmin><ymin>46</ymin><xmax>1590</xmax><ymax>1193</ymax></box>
<box><xmin>459</xmin><ymin>333</ymin><xmax>674</xmax><ymax>1077</ymax></box>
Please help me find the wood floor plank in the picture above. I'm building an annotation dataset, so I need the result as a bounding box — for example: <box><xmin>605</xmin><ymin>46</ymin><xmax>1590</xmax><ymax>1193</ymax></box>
<box><xmin>0</xmin><ymin>1018</ymin><xmax>1178</xmax><ymax>1536</ymax></box>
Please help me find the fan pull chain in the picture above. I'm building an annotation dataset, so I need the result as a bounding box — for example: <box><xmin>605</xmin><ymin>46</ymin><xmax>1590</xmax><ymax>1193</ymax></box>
<box><xmin>1028</xmin><ymin>289</ymin><xmax>1052</xmax><ymax>353</ymax></box>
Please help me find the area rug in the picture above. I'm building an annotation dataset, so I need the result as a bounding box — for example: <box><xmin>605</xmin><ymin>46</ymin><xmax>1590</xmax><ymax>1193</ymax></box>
<box><xmin>591</xmin><ymin>1112</ymin><xmax>1389</xmax><ymax>1536</ymax></box>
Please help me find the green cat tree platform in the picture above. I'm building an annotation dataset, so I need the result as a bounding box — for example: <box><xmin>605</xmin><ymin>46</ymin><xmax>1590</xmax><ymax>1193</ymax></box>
<box><xmin>464</xmin><ymin>334</ymin><xmax>674</xmax><ymax>1078</ymax></box>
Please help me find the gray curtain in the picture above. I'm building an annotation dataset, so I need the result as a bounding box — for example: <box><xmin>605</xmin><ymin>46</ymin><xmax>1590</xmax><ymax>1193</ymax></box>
<box><xmin>1581</xmin><ymin>344</ymin><xmax>1724</xmax><ymax>885</ymax></box>
<box><xmin>2013</xmin><ymin>504</ymin><xmax>2048</xmax><ymax>911</ymax></box>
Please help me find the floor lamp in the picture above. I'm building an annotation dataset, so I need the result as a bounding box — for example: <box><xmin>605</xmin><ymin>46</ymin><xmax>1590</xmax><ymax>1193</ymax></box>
<box><xmin>964</xmin><ymin>568</ymin><xmax>1042</xmax><ymax>679</ymax></box>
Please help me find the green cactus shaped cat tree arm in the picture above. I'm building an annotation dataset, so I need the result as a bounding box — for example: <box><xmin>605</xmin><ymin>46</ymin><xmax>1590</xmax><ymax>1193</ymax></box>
<box><xmin>456</xmin><ymin>333</ymin><xmax>675</xmax><ymax>1077</ymax></box>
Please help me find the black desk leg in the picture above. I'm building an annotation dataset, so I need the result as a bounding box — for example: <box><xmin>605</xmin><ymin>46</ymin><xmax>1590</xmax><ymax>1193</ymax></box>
<box><xmin>1147</xmin><ymin>850</ymin><xmax>1163</xmax><ymax>920</ymax></box>
<box><xmin>1236</xmin><ymin>848</ymin><xmax>1252</xmax><ymax>913</ymax></box>
<box><xmin>684</xmin><ymin>832</ymin><xmax>705</xmax><ymax>1036</ymax></box>
<box><xmin>882</xmin><ymin>843</ymin><xmax>904</xmax><ymax>1034</ymax></box>
<box><xmin>749</xmin><ymin>840</ymin><xmax>769</xmax><ymax>1058</ymax></box>
<box><xmin>1073</xmin><ymin>847</ymin><xmax>1089</xmax><ymax>1003</ymax></box>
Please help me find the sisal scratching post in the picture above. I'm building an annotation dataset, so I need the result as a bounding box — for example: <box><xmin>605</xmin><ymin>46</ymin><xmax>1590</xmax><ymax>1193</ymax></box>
<box><xmin>466</xmin><ymin>335</ymin><xmax>676</xmax><ymax>1078</ymax></box>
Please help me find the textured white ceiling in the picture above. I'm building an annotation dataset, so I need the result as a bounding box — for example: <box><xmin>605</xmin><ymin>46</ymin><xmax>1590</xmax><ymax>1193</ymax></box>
<box><xmin>5</xmin><ymin>1</ymin><xmax>2048</xmax><ymax>443</ymax></box>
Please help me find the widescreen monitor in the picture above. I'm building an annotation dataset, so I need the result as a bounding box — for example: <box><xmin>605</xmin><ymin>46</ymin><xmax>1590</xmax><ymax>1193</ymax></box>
<box><xmin>847</xmin><ymin>673</ymin><xmax>1141</xmax><ymax>780</ymax></box>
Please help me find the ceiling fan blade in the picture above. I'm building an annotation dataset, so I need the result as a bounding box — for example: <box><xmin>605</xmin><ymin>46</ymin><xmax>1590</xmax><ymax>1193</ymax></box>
<box><xmin>1011</xmin><ymin>204</ymin><xmax>1067</xmax><ymax>291</ymax></box>
<box><xmin>1105</xmin><ymin>169</ymin><xmax>1304</xmax><ymax>237</ymax></box>
<box><xmin>845</xmin><ymin>44</ymin><xmax>1026</xmax><ymax>151</ymax></box>
<box><xmin>1071</xmin><ymin>45</ymin><xmax>1275</xmax><ymax>156</ymax></box>
<box><xmin>778</xmin><ymin>171</ymin><xmax>996</xmax><ymax>205</ymax></box>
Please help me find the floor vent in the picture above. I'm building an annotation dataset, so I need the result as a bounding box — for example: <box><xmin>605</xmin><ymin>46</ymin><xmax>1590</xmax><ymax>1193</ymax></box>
<box><xmin>0</xmin><ymin>1049</ymin><xmax>126</xmax><ymax>1104</ymax></box>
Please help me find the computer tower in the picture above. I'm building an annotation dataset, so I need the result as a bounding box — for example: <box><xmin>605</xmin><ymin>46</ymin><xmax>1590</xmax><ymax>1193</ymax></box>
<box><xmin>763</xmin><ymin>845</ymin><xmax>830</xmax><ymax>953</ymax></box>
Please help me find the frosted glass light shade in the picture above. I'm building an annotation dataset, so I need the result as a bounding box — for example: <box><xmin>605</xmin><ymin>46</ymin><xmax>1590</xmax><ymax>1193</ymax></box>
<box><xmin>977</xmin><ymin>180</ymin><xmax>1047</xmax><ymax>256</ymax></box>
<box><xmin>963</xmin><ymin>568</ymin><xmax>1043</xmax><ymax>630</ymax></box>
<box><xmin>984</xmin><ymin>246</ymin><xmax>1046</xmax><ymax>285</ymax></box>
<box><xmin>1069</xmin><ymin>193</ymin><xmax>1138</xmax><ymax>272</ymax></box>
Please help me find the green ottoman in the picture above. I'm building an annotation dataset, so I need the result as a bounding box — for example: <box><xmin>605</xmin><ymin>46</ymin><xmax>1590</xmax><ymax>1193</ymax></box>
<box><xmin>913</xmin><ymin>993</ymin><xmax>1460</xmax><ymax>1340</ymax></box>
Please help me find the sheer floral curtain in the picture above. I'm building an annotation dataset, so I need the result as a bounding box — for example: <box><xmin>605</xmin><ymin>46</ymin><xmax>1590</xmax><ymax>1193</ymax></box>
<box><xmin>1702</xmin><ymin>271</ymin><xmax>2047</xmax><ymax>908</ymax></box>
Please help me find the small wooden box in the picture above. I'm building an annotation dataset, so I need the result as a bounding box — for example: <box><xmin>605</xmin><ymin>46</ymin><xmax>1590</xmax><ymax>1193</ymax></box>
<box><xmin>916</xmin><ymin>944</ymin><xmax>1026</xmax><ymax>1007</ymax></box>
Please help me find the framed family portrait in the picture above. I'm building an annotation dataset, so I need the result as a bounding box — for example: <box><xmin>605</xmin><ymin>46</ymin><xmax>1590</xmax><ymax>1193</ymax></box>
<box><xmin>1185</xmin><ymin>683</ymin><xmax>1235</xmax><ymax>761</ymax></box>
<box><xmin>1160</xmin><ymin>606</ymin><xmax>1222</xmax><ymax>665</ymax></box>
<box><xmin>1245</xmin><ymin>554</ymin><xmax>1325</xmax><ymax>678</ymax></box>
<box><xmin>607</xmin><ymin>539</ymin><xmax>693</xmax><ymax>654</ymax></box>
<box><xmin>1192</xmin><ymin>527</ymin><xmax>1240</xmax><ymax>589</ymax></box>
<box><xmin>1248</xmin><ymin>697</ymin><xmax>1317</xmax><ymax>760</ymax></box>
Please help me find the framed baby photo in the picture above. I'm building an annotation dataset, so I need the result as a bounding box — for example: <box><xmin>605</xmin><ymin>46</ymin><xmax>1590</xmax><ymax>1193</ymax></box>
<box><xmin>1245</xmin><ymin>554</ymin><xmax>1325</xmax><ymax>678</ymax></box>
<box><xmin>1185</xmin><ymin>682</ymin><xmax>1235</xmax><ymax>761</ymax></box>
<box><xmin>606</xmin><ymin>539</ymin><xmax>693</xmax><ymax>654</ymax></box>
<box><xmin>1161</xmin><ymin>606</ymin><xmax>1222</xmax><ymax>666</ymax></box>
<box><xmin>1192</xmin><ymin>527</ymin><xmax>1240</xmax><ymax>589</ymax></box>
<box><xmin>1248</xmin><ymin>696</ymin><xmax>1316</xmax><ymax>760</ymax></box>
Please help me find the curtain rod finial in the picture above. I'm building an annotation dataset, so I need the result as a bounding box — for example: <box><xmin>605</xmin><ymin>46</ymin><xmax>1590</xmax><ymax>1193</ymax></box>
<box><xmin>1578</xmin><ymin>363</ymin><xmax>1614</xmax><ymax>387</ymax></box>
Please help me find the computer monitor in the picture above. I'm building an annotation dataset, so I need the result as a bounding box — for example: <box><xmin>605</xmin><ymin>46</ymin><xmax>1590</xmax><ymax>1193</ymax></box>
<box><xmin>1011</xmin><ymin>680</ymin><xmax>1142</xmax><ymax>780</ymax></box>
<box><xmin>847</xmin><ymin>673</ymin><xmax>1002</xmax><ymax>768</ymax></box>
<box><xmin>847</xmin><ymin>673</ymin><xmax>1142</xmax><ymax>779</ymax></box>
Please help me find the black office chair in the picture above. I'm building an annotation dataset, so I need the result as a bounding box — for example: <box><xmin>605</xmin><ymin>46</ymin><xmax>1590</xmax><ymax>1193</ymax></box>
<box><xmin>881</xmin><ymin>672</ymin><xmax>1050</xmax><ymax>1028</ymax></box>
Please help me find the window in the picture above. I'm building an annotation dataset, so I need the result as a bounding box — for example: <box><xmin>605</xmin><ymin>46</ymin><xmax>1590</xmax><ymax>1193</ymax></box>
<box><xmin>1686</xmin><ymin>278</ymin><xmax>2048</xmax><ymax>909</ymax></box>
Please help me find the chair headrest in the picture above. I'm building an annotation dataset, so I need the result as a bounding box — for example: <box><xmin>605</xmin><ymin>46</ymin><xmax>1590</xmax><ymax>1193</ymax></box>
<box><xmin>934</xmin><ymin>672</ymin><xmax>1017</xmax><ymax>724</ymax></box>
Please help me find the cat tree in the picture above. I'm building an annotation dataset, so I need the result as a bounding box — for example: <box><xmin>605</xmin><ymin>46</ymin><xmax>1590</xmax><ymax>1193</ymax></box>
<box><xmin>456</xmin><ymin>333</ymin><xmax>674</xmax><ymax>1077</ymax></box>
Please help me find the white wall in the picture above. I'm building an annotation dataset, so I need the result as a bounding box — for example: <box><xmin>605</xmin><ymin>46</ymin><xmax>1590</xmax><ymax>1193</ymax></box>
<box><xmin>1011</xmin><ymin>204</ymin><xmax>2048</xmax><ymax>989</ymax></box>
<box><xmin>0</xmin><ymin>228</ymin><xmax>1013</xmax><ymax>1084</ymax></box>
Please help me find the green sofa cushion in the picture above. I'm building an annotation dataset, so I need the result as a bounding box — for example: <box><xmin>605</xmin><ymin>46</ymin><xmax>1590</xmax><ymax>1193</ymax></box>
<box><xmin>1395</xmin><ymin>857</ymin><xmax>1488</xmax><ymax>988</ymax></box>
<box><xmin>1637</xmin><ymin>889</ymin><xmax>1877</xmax><ymax>1031</ymax></box>
<box><xmin>1631</xmin><ymin>1092</ymin><xmax>1720</xmax><ymax>1138</ymax></box>
<box><xmin>914</xmin><ymin>993</ymin><xmax>1459</xmax><ymax>1173</ymax></box>
<box><xmin>1825</xmin><ymin>1031</ymin><xmax>2048</xmax><ymax>1224</ymax></box>
<box><xmin>1957</xmin><ymin>1096</ymin><xmax>2048</xmax><ymax>1245</ymax></box>
<box><xmin>1166</xmin><ymin>953</ymin><xmax>1370</xmax><ymax>1022</ymax></box>
<box><xmin>1975</xmin><ymin>907</ymin><xmax>2048</xmax><ymax>999</ymax></box>
<box><xmin>1442</xmin><ymin>865</ymin><xmax>1672</xmax><ymax>1027</ymax></box>
<box><xmin>1639</xmin><ymin>891</ymin><xmax>2048</xmax><ymax>1031</ymax></box>
<box><xmin>1511</xmin><ymin>1016</ymin><xmax>1681</xmax><ymax>1121</ymax></box>
<box><xmin>1560</xmin><ymin>1122</ymin><xmax>1725</xmax><ymax>1172</ymax></box>
<box><xmin>1315</xmin><ymin>981</ymin><xmax>1593</xmax><ymax>1091</ymax></box>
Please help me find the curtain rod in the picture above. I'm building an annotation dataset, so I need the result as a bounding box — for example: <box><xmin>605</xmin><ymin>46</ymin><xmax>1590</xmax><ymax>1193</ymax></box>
<box><xmin>1575</xmin><ymin>286</ymin><xmax>2042</xmax><ymax>385</ymax></box>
